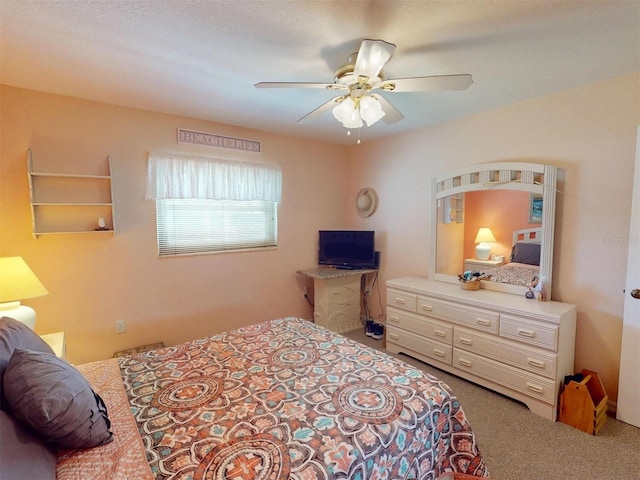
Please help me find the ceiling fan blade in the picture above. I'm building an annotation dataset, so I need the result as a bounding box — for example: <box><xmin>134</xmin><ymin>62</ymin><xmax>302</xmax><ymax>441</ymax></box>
<box><xmin>296</xmin><ymin>97</ymin><xmax>341</xmax><ymax>124</ymax></box>
<box><xmin>255</xmin><ymin>82</ymin><xmax>343</xmax><ymax>90</ymax></box>
<box><xmin>354</xmin><ymin>39</ymin><xmax>396</xmax><ymax>78</ymax></box>
<box><xmin>381</xmin><ymin>74</ymin><xmax>473</xmax><ymax>93</ymax></box>
<box><xmin>371</xmin><ymin>94</ymin><xmax>404</xmax><ymax>124</ymax></box>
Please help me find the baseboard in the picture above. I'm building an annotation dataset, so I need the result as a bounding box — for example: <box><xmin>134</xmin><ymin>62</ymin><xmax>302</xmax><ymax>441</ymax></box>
<box><xmin>607</xmin><ymin>399</ymin><xmax>617</xmax><ymax>415</ymax></box>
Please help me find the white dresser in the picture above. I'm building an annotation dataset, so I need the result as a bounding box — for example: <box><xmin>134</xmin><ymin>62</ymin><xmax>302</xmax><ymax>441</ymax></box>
<box><xmin>386</xmin><ymin>277</ymin><xmax>576</xmax><ymax>421</ymax></box>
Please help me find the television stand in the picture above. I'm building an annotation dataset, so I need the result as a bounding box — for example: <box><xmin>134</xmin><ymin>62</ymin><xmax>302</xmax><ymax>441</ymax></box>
<box><xmin>297</xmin><ymin>267</ymin><xmax>377</xmax><ymax>334</ymax></box>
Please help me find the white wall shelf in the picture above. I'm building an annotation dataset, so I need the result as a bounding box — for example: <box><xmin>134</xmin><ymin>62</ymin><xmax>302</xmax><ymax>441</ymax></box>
<box><xmin>27</xmin><ymin>149</ymin><xmax>116</xmax><ymax>238</ymax></box>
<box><xmin>443</xmin><ymin>193</ymin><xmax>464</xmax><ymax>224</ymax></box>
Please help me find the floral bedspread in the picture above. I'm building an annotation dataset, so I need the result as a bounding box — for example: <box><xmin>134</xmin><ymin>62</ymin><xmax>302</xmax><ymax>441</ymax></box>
<box><xmin>112</xmin><ymin>317</ymin><xmax>489</xmax><ymax>480</ymax></box>
<box><xmin>485</xmin><ymin>262</ymin><xmax>540</xmax><ymax>287</ymax></box>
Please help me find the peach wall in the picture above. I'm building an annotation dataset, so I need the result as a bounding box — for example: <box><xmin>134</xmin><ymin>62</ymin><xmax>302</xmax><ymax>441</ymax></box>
<box><xmin>346</xmin><ymin>73</ymin><xmax>640</xmax><ymax>403</ymax></box>
<box><xmin>0</xmin><ymin>86</ymin><xmax>349</xmax><ymax>364</ymax></box>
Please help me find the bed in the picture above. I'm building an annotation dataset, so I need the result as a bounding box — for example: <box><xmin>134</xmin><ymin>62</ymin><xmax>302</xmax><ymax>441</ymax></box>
<box><xmin>485</xmin><ymin>227</ymin><xmax>542</xmax><ymax>287</ymax></box>
<box><xmin>1</xmin><ymin>316</ymin><xmax>490</xmax><ymax>480</ymax></box>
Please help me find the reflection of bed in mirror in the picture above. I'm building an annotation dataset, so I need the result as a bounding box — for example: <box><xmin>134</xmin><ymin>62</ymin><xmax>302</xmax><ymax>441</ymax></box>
<box><xmin>484</xmin><ymin>227</ymin><xmax>542</xmax><ymax>287</ymax></box>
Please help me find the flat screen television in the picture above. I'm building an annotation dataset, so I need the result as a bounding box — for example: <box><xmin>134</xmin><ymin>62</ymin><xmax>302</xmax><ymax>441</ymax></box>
<box><xmin>318</xmin><ymin>230</ymin><xmax>377</xmax><ymax>269</ymax></box>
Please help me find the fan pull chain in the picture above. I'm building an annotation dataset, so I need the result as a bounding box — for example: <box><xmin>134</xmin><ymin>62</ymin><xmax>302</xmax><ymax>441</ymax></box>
<box><xmin>345</xmin><ymin>129</ymin><xmax>361</xmax><ymax>144</ymax></box>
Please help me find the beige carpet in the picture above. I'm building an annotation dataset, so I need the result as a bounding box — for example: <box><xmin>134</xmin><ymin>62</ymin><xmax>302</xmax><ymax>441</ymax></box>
<box><xmin>345</xmin><ymin>329</ymin><xmax>640</xmax><ymax>480</ymax></box>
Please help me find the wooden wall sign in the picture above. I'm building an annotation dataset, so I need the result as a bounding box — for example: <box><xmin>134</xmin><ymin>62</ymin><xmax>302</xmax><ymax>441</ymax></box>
<box><xmin>177</xmin><ymin>128</ymin><xmax>261</xmax><ymax>153</ymax></box>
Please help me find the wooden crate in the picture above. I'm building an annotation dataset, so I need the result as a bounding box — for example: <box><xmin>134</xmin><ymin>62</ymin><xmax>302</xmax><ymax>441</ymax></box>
<box><xmin>559</xmin><ymin>369</ymin><xmax>608</xmax><ymax>435</ymax></box>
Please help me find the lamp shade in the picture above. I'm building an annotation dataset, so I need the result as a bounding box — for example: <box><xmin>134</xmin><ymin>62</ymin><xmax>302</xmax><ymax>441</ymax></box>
<box><xmin>474</xmin><ymin>228</ymin><xmax>497</xmax><ymax>244</ymax></box>
<box><xmin>474</xmin><ymin>228</ymin><xmax>497</xmax><ymax>261</ymax></box>
<box><xmin>0</xmin><ymin>257</ymin><xmax>48</xmax><ymax>303</ymax></box>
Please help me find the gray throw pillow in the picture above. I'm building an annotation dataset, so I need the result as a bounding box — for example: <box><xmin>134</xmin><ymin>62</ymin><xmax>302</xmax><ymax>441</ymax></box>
<box><xmin>0</xmin><ymin>316</ymin><xmax>55</xmax><ymax>410</ymax></box>
<box><xmin>0</xmin><ymin>409</ymin><xmax>56</xmax><ymax>480</ymax></box>
<box><xmin>3</xmin><ymin>348</ymin><xmax>113</xmax><ymax>450</ymax></box>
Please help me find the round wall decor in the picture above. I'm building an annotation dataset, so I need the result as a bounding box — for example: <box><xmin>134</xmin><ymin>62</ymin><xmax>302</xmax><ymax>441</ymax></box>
<box><xmin>356</xmin><ymin>188</ymin><xmax>378</xmax><ymax>218</ymax></box>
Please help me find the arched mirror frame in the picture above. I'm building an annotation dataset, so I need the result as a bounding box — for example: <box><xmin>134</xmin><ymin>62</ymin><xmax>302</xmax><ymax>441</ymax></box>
<box><xmin>429</xmin><ymin>162</ymin><xmax>557</xmax><ymax>300</ymax></box>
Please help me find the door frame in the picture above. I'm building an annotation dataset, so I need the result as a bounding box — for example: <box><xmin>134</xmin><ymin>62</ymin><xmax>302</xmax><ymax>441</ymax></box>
<box><xmin>616</xmin><ymin>126</ymin><xmax>640</xmax><ymax>428</ymax></box>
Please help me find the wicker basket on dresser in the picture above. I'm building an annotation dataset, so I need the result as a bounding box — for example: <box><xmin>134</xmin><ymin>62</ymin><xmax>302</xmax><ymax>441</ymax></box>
<box><xmin>385</xmin><ymin>277</ymin><xmax>577</xmax><ymax>421</ymax></box>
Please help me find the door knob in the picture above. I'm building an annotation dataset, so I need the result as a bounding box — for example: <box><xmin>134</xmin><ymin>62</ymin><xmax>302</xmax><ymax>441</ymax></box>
<box><xmin>631</xmin><ymin>289</ymin><xmax>640</xmax><ymax>299</ymax></box>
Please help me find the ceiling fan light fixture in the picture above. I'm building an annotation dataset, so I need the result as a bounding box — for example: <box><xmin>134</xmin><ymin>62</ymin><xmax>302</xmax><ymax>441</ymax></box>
<box><xmin>332</xmin><ymin>97</ymin><xmax>363</xmax><ymax>129</ymax></box>
<box><xmin>332</xmin><ymin>94</ymin><xmax>384</xmax><ymax>129</ymax></box>
<box><xmin>343</xmin><ymin>110</ymin><xmax>364</xmax><ymax>129</ymax></box>
<box><xmin>359</xmin><ymin>95</ymin><xmax>385</xmax><ymax>126</ymax></box>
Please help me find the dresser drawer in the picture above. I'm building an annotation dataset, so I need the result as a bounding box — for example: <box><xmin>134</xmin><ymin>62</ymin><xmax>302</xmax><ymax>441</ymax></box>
<box><xmin>386</xmin><ymin>325</ymin><xmax>453</xmax><ymax>365</ymax></box>
<box><xmin>387</xmin><ymin>288</ymin><xmax>417</xmax><ymax>312</ymax></box>
<box><xmin>500</xmin><ymin>314</ymin><xmax>559</xmax><ymax>351</ymax></box>
<box><xmin>454</xmin><ymin>327</ymin><xmax>557</xmax><ymax>379</ymax></box>
<box><xmin>453</xmin><ymin>348</ymin><xmax>556</xmax><ymax>403</ymax></box>
<box><xmin>417</xmin><ymin>295</ymin><xmax>499</xmax><ymax>334</ymax></box>
<box><xmin>387</xmin><ymin>307</ymin><xmax>453</xmax><ymax>345</ymax></box>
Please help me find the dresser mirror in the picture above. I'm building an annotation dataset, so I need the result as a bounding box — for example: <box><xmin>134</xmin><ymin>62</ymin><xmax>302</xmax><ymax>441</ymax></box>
<box><xmin>429</xmin><ymin>162</ymin><xmax>558</xmax><ymax>300</ymax></box>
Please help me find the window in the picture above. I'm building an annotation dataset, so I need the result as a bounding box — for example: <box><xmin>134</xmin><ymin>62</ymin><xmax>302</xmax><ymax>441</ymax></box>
<box><xmin>147</xmin><ymin>153</ymin><xmax>281</xmax><ymax>257</ymax></box>
<box><xmin>156</xmin><ymin>199</ymin><xmax>277</xmax><ymax>255</ymax></box>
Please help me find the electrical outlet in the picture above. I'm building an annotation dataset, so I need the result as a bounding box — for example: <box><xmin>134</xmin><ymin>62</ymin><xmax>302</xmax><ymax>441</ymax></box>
<box><xmin>115</xmin><ymin>320</ymin><xmax>126</xmax><ymax>334</ymax></box>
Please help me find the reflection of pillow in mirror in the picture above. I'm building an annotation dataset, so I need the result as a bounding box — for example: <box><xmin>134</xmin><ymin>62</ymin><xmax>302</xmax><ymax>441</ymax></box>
<box><xmin>510</xmin><ymin>242</ymin><xmax>541</xmax><ymax>266</ymax></box>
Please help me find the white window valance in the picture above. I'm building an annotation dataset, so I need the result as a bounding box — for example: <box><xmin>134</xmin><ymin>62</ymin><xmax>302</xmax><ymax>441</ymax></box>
<box><xmin>146</xmin><ymin>152</ymin><xmax>282</xmax><ymax>203</ymax></box>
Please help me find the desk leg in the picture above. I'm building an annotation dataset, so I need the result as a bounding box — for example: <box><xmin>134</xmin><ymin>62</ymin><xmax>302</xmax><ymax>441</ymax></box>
<box><xmin>313</xmin><ymin>275</ymin><xmax>362</xmax><ymax>333</ymax></box>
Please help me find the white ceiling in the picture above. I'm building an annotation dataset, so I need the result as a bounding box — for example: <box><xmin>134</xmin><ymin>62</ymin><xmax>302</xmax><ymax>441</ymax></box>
<box><xmin>1</xmin><ymin>0</ymin><xmax>638</xmax><ymax>145</ymax></box>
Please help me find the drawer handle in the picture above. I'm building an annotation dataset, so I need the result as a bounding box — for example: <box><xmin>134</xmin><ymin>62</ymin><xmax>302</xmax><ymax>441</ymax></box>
<box><xmin>421</xmin><ymin>304</ymin><xmax>433</xmax><ymax>312</ymax></box>
<box><xmin>434</xmin><ymin>329</ymin><xmax>446</xmax><ymax>338</ymax></box>
<box><xmin>389</xmin><ymin>316</ymin><xmax>399</xmax><ymax>323</ymax></box>
<box><xmin>389</xmin><ymin>333</ymin><xmax>399</xmax><ymax>340</ymax></box>
<box><xmin>458</xmin><ymin>337</ymin><xmax>473</xmax><ymax>346</ymax></box>
<box><xmin>434</xmin><ymin>349</ymin><xmax>445</xmax><ymax>357</ymax></box>
<box><xmin>476</xmin><ymin>318</ymin><xmax>491</xmax><ymax>327</ymax></box>
<box><xmin>518</xmin><ymin>328</ymin><xmax>536</xmax><ymax>338</ymax></box>
<box><xmin>394</xmin><ymin>298</ymin><xmax>406</xmax><ymax>305</ymax></box>
<box><xmin>458</xmin><ymin>358</ymin><xmax>472</xmax><ymax>368</ymax></box>
<box><xmin>526</xmin><ymin>382</ymin><xmax>544</xmax><ymax>394</ymax></box>
<box><xmin>527</xmin><ymin>358</ymin><xmax>545</xmax><ymax>368</ymax></box>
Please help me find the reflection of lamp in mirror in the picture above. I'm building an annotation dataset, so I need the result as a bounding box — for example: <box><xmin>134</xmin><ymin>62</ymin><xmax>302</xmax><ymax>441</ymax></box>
<box><xmin>0</xmin><ymin>256</ymin><xmax>48</xmax><ymax>330</ymax></box>
<box><xmin>474</xmin><ymin>228</ymin><xmax>497</xmax><ymax>261</ymax></box>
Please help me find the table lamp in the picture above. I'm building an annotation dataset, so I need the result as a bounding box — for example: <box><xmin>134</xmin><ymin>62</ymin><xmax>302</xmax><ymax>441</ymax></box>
<box><xmin>474</xmin><ymin>228</ymin><xmax>497</xmax><ymax>261</ymax></box>
<box><xmin>0</xmin><ymin>256</ymin><xmax>48</xmax><ymax>330</ymax></box>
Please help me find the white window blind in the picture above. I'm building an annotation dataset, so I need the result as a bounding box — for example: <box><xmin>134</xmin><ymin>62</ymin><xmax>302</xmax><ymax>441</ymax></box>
<box><xmin>156</xmin><ymin>199</ymin><xmax>277</xmax><ymax>256</ymax></box>
<box><xmin>147</xmin><ymin>153</ymin><xmax>281</xmax><ymax>257</ymax></box>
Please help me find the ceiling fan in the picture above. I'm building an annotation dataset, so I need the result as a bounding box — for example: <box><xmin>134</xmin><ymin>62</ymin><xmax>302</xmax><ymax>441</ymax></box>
<box><xmin>255</xmin><ymin>39</ymin><xmax>473</xmax><ymax>129</ymax></box>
